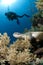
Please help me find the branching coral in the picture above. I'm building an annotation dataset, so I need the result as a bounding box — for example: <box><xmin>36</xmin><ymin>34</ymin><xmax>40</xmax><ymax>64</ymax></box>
<box><xmin>0</xmin><ymin>33</ymin><xmax>10</xmax><ymax>47</ymax></box>
<box><xmin>13</xmin><ymin>39</ymin><xmax>31</xmax><ymax>49</ymax></box>
<box><xmin>0</xmin><ymin>32</ymin><xmax>43</xmax><ymax>65</ymax></box>
<box><xmin>6</xmin><ymin>39</ymin><xmax>34</xmax><ymax>65</ymax></box>
<box><xmin>17</xmin><ymin>49</ymin><xmax>34</xmax><ymax>63</ymax></box>
<box><xmin>0</xmin><ymin>33</ymin><xmax>36</xmax><ymax>65</ymax></box>
<box><xmin>0</xmin><ymin>33</ymin><xmax>10</xmax><ymax>61</ymax></box>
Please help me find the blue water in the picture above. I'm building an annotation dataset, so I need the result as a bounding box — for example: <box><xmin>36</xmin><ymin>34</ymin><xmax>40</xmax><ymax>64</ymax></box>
<box><xmin>0</xmin><ymin>0</ymin><xmax>38</xmax><ymax>42</ymax></box>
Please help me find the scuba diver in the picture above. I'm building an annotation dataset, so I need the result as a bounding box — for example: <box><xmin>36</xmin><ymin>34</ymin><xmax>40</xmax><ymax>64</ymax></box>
<box><xmin>5</xmin><ymin>11</ymin><xmax>30</xmax><ymax>24</ymax></box>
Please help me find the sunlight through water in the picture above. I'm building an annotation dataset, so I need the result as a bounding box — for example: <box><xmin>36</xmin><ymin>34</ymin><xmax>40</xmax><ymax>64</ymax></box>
<box><xmin>0</xmin><ymin>0</ymin><xmax>16</xmax><ymax>6</ymax></box>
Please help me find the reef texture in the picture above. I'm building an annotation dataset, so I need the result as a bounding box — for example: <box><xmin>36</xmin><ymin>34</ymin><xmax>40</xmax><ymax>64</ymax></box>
<box><xmin>0</xmin><ymin>33</ymin><xmax>43</xmax><ymax>65</ymax></box>
<box><xmin>35</xmin><ymin>0</ymin><xmax>43</xmax><ymax>10</ymax></box>
<box><xmin>30</xmin><ymin>0</ymin><xmax>43</xmax><ymax>31</ymax></box>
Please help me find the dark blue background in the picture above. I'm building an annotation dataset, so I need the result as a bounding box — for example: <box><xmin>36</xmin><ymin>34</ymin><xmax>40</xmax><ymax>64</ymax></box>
<box><xmin>0</xmin><ymin>0</ymin><xmax>38</xmax><ymax>42</ymax></box>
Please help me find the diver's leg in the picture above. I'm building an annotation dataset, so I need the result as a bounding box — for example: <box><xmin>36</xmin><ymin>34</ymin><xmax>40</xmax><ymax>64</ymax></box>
<box><xmin>18</xmin><ymin>14</ymin><xmax>30</xmax><ymax>18</ymax></box>
<box><xmin>17</xmin><ymin>18</ymin><xmax>20</xmax><ymax>24</ymax></box>
<box><xmin>24</xmin><ymin>14</ymin><xmax>30</xmax><ymax>17</ymax></box>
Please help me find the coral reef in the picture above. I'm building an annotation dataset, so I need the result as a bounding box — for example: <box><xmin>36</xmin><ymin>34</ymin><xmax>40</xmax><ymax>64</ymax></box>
<box><xmin>29</xmin><ymin>26</ymin><xmax>43</xmax><ymax>31</ymax></box>
<box><xmin>8</xmin><ymin>39</ymin><xmax>33</xmax><ymax>65</ymax></box>
<box><xmin>0</xmin><ymin>33</ymin><xmax>10</xmax><ymax>61</ymax></box>
<box><xmin>35</xmin><ymin>0</ymin><xmax>43</xmax><ymax>11</ymax></box>
<box><xmin>30</xmin><ymin>0</ymin><xmax>43</xmax><ymax>31</ymax></box>
<box><xmin>0</xmin><ymin>32</ymin><xmax>43</xmax><ymax>65</ymax></box>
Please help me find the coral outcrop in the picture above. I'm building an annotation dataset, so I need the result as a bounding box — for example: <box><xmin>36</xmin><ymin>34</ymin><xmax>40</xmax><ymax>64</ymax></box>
<box><xmin>30</xmin><ymin>0</ymin><xmax>43</xmax><ymax>31</ymax></box>
<box><xmin>35</xmin><ymin>0</ymin><xmax>43</xmax><ymax>11</ymax></box>
<box><xmin>0</xmin><ymin>32</ymin><xmax>43</xmax><ymax>65</ymax></box>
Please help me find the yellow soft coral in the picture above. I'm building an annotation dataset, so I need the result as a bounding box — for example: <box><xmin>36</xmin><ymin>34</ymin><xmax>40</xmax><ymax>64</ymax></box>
<box><xmin>0</xmin><ymin>33</ymin><xmax>37</xmax><ymax>65</ymax></box>
<box><xmin>0</xmin><ymin>33</ymin><xmax>10</xmax><ymax>62</ymax></box>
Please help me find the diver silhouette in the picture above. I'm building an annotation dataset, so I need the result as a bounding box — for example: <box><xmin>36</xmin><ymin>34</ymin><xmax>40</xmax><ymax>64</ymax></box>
<box><xmin>5</xmin><ymin>12</ymin><xmax>30</xmax><ymax>24</ymax></box>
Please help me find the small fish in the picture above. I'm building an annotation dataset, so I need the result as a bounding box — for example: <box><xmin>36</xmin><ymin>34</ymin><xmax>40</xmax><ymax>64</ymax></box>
<box><xmin>5</xmin><ymin>11</ymin><xmax>30</xmax><ymax>25</ymax></box>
